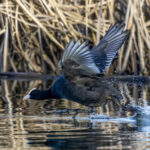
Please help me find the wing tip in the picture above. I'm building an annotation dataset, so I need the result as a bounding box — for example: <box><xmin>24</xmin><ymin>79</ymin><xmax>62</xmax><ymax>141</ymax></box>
<box><xmin>107</xmin><ymin>22</ymin><xmax>130</xmax><ymax>35</ymax></box>
<box><xmin>91</xmin><ymin>22</ymin><xmax>130</xmax><ymax>73</ymax></box>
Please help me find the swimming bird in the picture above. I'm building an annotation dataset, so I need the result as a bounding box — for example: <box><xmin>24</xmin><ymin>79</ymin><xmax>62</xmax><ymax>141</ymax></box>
<box><xmin>23</xmin><ymin>23</ymin><xmax>129</xmax><ymax>107</ymax></box>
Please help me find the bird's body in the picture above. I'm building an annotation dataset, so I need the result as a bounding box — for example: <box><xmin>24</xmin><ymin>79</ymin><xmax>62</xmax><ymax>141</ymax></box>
<box><xmin>23</xmin><ymin>23</ymin><xmax>129</xmax><ymax>108</ymax></box>
<box><xmin>50</xmin><ymin>75</ymin><xmax>122</xmax><ymax>107</ymax></box>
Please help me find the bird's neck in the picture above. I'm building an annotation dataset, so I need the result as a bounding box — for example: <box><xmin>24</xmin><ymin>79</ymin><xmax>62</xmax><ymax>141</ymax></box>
<box><xmin>36</xmin><ymin>88</ymin><xmax>61</xmax><ymax>100</ymax></box>
<box><xmin>37</xmin><ymin>89</ymin><xmax>52</xmax><ymax>100</ymax></box>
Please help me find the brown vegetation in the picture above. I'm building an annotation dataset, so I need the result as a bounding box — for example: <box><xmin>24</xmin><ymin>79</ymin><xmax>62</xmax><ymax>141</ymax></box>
<box><xmin>0</xmin><ymin>0</ymin><xmax>150</xmax><ymax>75</ymax></box>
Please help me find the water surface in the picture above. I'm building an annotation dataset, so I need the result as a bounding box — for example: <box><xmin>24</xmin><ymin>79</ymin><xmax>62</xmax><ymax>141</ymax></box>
<box><xmin>0</xmin><ymin>75</ymin><xmax>150</xmax><ymax>149</ymax></box>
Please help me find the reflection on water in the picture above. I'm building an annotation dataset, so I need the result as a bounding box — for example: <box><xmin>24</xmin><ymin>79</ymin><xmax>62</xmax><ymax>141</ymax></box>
<box><xmin>0</xmin><ymin>76</ymin><xmax>150</xmax><ymax>149</ymax></box>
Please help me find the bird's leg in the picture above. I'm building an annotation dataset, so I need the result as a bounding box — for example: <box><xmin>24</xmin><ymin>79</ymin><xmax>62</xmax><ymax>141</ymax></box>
<box><xmin>72</xmin><ymin>109</ymin><xmax>89</xmax><ymax>119</ymax></box>
<box><xmin>88</xmin><ymin>107</ymin><xmax>96</xmax><ymax>114</ymax></box>
<box><xmin>72</xmin><ymin>109</ymin><xmax>80</xmax><ymax>119</ymax></box>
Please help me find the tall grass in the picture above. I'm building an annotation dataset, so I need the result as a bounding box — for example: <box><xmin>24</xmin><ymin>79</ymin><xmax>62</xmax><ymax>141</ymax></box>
<box><xmin>0</xmin><ymin>0</ymin><xmax>150</xmax><ymax>75</ymax></box>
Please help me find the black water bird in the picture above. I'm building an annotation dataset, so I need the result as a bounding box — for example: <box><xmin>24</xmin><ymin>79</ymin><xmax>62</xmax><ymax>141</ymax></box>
<box><xmin>23</xmin><ymin>23</ymin><xmax>129</xmax><ymax>107</ymax></box>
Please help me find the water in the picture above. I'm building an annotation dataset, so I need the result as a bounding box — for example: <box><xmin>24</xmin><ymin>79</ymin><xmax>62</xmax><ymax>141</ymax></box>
<box><xmin>1</xmin><ymin>75</ymin><xmax>150</xmax><ymax>149</ymax></box>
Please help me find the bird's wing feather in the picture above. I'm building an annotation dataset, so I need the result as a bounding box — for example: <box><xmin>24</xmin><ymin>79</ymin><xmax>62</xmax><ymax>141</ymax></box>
<box><xmin>91</xmin><ymin>23</ymin><xmax>129</xmax><ymax>73</ymax></box>
<box><xmin>59</xmin><ymin>39</ymin><xmax>100</xmax><ymax>76</ymax></box>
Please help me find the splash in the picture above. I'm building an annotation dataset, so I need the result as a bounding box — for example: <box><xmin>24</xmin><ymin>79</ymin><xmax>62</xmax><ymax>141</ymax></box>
<box><xmin>142</xmin><ymin>101</ymin><xmax>150</xmax><ymax>115</ymax></box>
<box><xmin>89</xmin><ymin>113</ymin><xmax>136</xmax><ymax>124</ymax></box>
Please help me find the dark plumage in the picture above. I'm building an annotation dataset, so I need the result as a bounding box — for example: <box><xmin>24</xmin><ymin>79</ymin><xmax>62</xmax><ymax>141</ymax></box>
<box><xmin>23</xmin><ymin>23</ymin><xmax>129</xmax><ymax>107</ymax></box>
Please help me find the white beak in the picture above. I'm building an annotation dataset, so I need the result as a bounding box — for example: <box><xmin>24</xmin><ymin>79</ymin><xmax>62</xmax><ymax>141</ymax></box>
<box><xmin>23</xmin><ymin>94</ymin><xmax>30</xmax><ymax>100</ymax></box>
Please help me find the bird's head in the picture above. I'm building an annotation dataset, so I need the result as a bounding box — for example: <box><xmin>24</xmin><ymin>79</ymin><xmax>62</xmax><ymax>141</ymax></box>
<box><xmin>23</xmin><ymin>88</ymin><xmax>51</xmax><ymax>100</ymax></box>
<box><xmin>23</xmin><ymin>88</ymin><xmax>40</xmax><ymax>100</ymax></box>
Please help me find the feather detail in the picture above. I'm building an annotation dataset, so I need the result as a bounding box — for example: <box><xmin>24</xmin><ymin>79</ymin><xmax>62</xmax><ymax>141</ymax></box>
<box><xmin>59</xmin><ymin>23</ymin><xmax>129</xmax><ymax>76</ymax></box>
<box><xmin>91</xmin><ymin>23</ymin><xmax>129</xmax><ymax>73</ymax></box>
<box><xmin>59</xmin><ymin>39</ymin><xmax>100</xmax><ymax>74</ymax></box>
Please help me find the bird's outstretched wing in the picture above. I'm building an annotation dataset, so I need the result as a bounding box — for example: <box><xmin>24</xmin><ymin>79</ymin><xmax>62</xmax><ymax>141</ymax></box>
<box><xmin>59</xmin><ymin>39</ymin><xmax>100</xmax><ymax>78</ymax></box>
<box><xmin>91</xmin><ymin>23</ymin><xmax>129</xmax><ymax>73</ymax></box>
<box><xmin>59</xmin><ymin>23</ymin><xmax>129</xmax><ymax>79</ymax></box>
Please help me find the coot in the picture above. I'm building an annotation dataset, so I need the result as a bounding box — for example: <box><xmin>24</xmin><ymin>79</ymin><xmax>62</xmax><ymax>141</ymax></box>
<box><xmin>23</xmin><ymin>23</ymin><xmax>129</xmax><ymax>107</ymax></box>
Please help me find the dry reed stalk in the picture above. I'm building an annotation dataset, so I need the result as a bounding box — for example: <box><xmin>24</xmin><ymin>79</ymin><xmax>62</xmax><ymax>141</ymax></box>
<box><xmin>3</xmin><ymin>18</ymin><xmax>8</xmax><ymax>72</ymax></box>
<box><xmin>38</xmin><ymin>28</ymin><xmax>46</xmax><ymax>73</ymax></box>
<box><xmin>0</xmin><ymin>0</ymin><xmax>149</xmax><ymax>75</ymax></box>
<box><xmin>16</xmin><ymin>0</ymin><xmax>63</xmax><ymax>50</ymax></box>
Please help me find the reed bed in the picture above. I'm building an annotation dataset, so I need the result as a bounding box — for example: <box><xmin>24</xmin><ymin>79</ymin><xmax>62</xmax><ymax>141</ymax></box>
<box><xmin>0</xmin><ymin>0</ymin><xmax>150</xmax><ymax>75</ymax></box>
